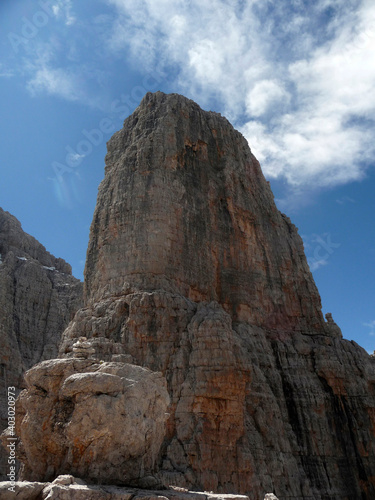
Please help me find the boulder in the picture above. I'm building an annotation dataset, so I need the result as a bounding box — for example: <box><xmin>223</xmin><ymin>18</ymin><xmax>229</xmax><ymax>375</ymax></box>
<box><xmin>5</xmin><ymin>358</ymin><xmax>169</xmax><ymax>485</ymax></box>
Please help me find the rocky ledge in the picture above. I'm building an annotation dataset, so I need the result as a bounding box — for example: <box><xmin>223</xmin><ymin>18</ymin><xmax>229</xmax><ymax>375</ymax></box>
<box><xmin>0</xmin><ymin>474</ymin><xmax>275</xmax><ymax>500</ymax></box>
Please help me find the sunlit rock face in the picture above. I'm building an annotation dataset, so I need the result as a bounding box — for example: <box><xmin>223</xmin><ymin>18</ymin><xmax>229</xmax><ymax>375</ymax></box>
<box><xmin>59</xmin><ymin>92</ymin><xmax>375</xmax><ymax>500</ymax></box>
<box><xmin>10</xmin><ymin>358</ymin><xmax>170</xmax><ymax>486</ymax></box>
<box><xmin>83</xmin><ymin>92</ymin><xmax>324</xmax><ymax>333</ymax></box>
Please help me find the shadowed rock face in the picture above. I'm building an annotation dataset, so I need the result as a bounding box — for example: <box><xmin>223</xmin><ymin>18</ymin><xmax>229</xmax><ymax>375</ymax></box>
<box><xmin>59</xmin><ymin>92</ymin><xmax>375</xmax><ymax>499</ymax></box>
<box><xmin>0</xmin><ymin>208</ymin><xmax>83</xmax><ymax>479</ymax></box>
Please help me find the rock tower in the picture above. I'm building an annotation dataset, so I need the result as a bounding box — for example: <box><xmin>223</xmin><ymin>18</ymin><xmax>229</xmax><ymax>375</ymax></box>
<box><xmin>59</xmin><ymin>92</ymin><xmax>375</xmax><ymax>499</ymax></box>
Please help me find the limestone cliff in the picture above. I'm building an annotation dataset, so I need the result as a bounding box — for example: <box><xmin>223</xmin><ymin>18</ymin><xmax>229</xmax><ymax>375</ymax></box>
<box><xmin>57</xmin><ymin>92</ymin><xmax>375</xmax><ymax>500</ymax></box>
<box><xmin>0</xmin><ymin>208</ymin><xmax>83</xmax><ymax>479</ymax></box>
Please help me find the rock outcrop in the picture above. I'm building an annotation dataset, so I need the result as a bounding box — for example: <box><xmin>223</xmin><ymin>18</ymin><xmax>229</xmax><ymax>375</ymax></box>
<box><xmin>7</xmin><ymin>357</ymin><xmax>170</xmax><ymax>485</ymax></box>
<box><xmin>0</xmin><ymin>475</ymin><xmax>253</xmax><ymax>500</ymax></box>
<box><xmin>54</xmin><ymin>92</ymin><xmax>374</xmax><ymax>498</ymax></box>
<box><xmin>0</xmin><ymin>208</ymin><xmax>83</xmax><ymax>479</ymax></box>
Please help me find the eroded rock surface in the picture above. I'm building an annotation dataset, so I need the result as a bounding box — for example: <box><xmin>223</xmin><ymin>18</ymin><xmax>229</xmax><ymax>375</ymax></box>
<box><xmin>0</xmin><ymin>208</ymin><xmax>83</xmax><ymax>479</ymax></box>
<box><xmin>0</xmin><ymin>475</ymin><xmax>252</xmax><ymax>500</ymax></box>
<box><xmin>6</xmin><ymin>358</ymin><xmax>169</xmax><ymax>485</ymax></box>
<box><xmin>56</xmin><ymin>92</ymin><xmax>375</xmax><ymax>499</ymax></box>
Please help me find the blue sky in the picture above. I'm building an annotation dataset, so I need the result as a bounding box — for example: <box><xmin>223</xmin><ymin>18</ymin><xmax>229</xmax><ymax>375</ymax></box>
<box><xmin>0</xmin><ymin>0</ymin><xmax>374</xmax><ymax>353</ymax></box>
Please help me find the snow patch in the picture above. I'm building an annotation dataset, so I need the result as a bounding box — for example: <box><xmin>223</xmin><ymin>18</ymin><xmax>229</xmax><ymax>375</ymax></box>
<box><xmin>17</xmin><ymin>256</ymin><xmax>27</xmax><ymax>261</ymax></box>
<box><xmin>42</xmin><ymin>266</ymin><xmax>56</xmax><ymax>271</ymax></box>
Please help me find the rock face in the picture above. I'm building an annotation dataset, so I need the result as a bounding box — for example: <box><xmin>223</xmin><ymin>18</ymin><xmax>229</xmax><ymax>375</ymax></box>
<box><xmin>58</xmin><ymin>92</ymin><xmax>375</xmax><ymax>499</ymax></box>
<box><xmin>0</xmin><ymin>208</ymin><xmax>83</xmax><ymax>479</ymax></box>
<box><xmin>83</xmin><ymin>93</ymin><xmax>322</xmax><ymax>334</ymax></box>
<box><xmin>9</xmin><ymin>358</ymin><xmax>170</xmax><ymax>485</ymax></box>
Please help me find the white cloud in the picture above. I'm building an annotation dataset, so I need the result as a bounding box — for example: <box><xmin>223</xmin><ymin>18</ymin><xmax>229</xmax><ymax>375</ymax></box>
<box><xmin>364</xmin><ymin>320</ymin><xmax>375</xmax><ymax>336</ymax></box>
<box><xmin>246</xmin><ymin>80</ymin><xmax>290</xmax><ymax>117</ymax></box>
<box><xmin>308</xmin><ymin>257</ymin><xmax>329</xmax><ymax>272</ymax></box>
<box><xmin>105</xmin><ymin>0</ymin><xmax>375</xmax><ymax>189</ymax></box>
<box><xmin>26</xmin><ymin>59</ymin><xmax>108</xmax><ymax>109</ymax></box>
<box><xmin>19</xmin><ymin>40</ymin><xmax>107</xmax><ymax>109</ymax></box>
<box><xmin>67</xmin><ymin>153</ymin><xmax>86</xmax><ymax>165</ymax></box>
<box><xmin>28</xmin><ymin>65</ymin><xmax>80</xmax><ymax>101</ymax></box>
<box><xmin>52</xmin><ymin>0</ymin><xmax>76</xmax><ymax>26</ymax></box>
<box><xmin>0</xmin><ymin>63</ymin><xmax>14</xmax><ymax>78</ymax></box>
<box><xmin>336</xmin><ymin>196</ymin><xmax>355</xmax><ymax>205</ymax></box>
<box><xmin>302</xmin><ymin>232</ymin><xmax>341</xmax><ymax>272</ymax></box>
<box><xmin>107</xmin><ymin>0</ymin><xmax>268</xmax><ymax>118</ymax></box>
<box><xmin>10</xmin><ymin>0</ymin><xmax>373</xmax><ymax>192</ymax></box>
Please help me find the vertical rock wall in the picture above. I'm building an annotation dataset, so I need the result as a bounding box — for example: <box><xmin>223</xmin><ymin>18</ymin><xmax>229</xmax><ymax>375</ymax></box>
<box><xmin>59</xmin><ymin>92</ymin><xmax>375</xmax><ymax>499</ymax></box>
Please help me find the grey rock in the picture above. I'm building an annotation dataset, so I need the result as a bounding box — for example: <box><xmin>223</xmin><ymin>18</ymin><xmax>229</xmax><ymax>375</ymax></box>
<box><xmin>7</xmin><ymin>358</ymin><xmax>170</xmax><ymax>485</ymax></box>
<box><xmin>0</xmin><ymin>479</ymin><xmax>250</xmax><ymax>500</ymax></box>
<box><xmin>50</xmin><ymin>474</ymin><xmax>86</xmax><ymax>486</ymax></box>
<box><xmin>42</xmin><ymin>484</ymin><xmax>112</xmax><ymax>500</ymax></box>
<box><xmin>324</xmin><ymin>312</ymin><xmax>343</xmax><ymax>338</ymax></box>
<box><xmin>0</xmin><ymin>208</ymin><xmax>83</xmax><ymax>479</ymax></box>
<box><xmin>0</xmin><ymin>480</ymin><xmax>46</xmax><ymax>499</ymax></box>
<box><xmin>54</xmin><ymin>92</ymin><xmax>375</xmax><ymax>498</ymax></box>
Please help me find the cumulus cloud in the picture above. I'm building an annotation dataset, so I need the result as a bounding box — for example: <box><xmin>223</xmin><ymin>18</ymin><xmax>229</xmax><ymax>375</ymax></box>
<box><xmin>105</xmin><ymin>0</ymin><xmax>375</xmax><ymax>189</ymax></box>
<box><xmin>107</xmin><ymin>0</ymin><xmax>268</xmax><ymax>117</ymax></box>
<box><xmin>246</xmin><ymin>80</ymin><xmax>291</xmax><ymax>117</ymax></box>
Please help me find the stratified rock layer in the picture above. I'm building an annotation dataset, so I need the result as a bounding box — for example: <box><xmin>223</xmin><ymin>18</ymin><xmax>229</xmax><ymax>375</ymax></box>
<box><xmin>0</xmin><ymin>208</ymin><xmax>83</xmax><ymax>479</ymax></box>
<box><xmin>9</xmin><ymin>358</ymin><xmax>169</xmax><ymax>485</ymax></box>
<box><xmin>59</xmin><ymin>92</ymin><xmax>375</xmax><ymax>499</ymax></box>
<box><xmin>0</xmin><ymin>475</ymin><xmax>253</xmax><ymax>500</ymax></box>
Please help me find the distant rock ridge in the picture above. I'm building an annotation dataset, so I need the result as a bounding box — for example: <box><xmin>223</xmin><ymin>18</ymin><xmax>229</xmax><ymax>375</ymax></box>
<box><xmin>0</xmin><ymin>207</ymin><xmax>83</xmax><ymax>479</ymax></box>
<box><xmin>0</xmin><ymin>209</ymin><xmax>72</xmax><ymax>274</ymax></box>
